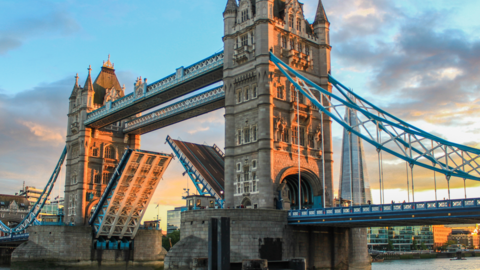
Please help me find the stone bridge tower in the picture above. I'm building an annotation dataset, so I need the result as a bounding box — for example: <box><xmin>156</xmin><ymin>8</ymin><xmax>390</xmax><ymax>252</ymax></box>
<box><xmin>223</xmin><ymin>0</ymin><xmax>334</xmax><ymax>209</ymax></box>
<box><xmin>65</xmin><ymin>57</ymin><xmax>141</xmax><ymax>225</ymax></box>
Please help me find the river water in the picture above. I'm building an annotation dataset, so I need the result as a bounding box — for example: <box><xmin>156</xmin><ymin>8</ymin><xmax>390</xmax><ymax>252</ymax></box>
<box><xmin>1</xmin><ymin>258</ymin><xmax>480</xmax><ymax>270</ymax></box>
<box><xmin>372</xmin><ymin>257</ymin><xmax>480</xmax><ymax>270</ymax></box>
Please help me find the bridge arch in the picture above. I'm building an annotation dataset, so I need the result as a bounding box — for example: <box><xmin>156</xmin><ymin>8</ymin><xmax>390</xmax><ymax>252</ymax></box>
<box><xmin>275</xmin><ymin>167</ymin><xmax>322</xmax><ymax>209</ymax></box>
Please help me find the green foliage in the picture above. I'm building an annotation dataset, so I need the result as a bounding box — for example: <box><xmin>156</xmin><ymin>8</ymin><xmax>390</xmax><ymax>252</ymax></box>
<box><xmin>411</xmin><ymin>239</ymin><xmax>418</xmax><ymax>250</ymax></box>
<box><xmin>399</xmin><ymin>254</ymin><xmax>414</xmax><ymax>259</ymax></box>
<box><xmin>387</xmin><ymin>240</ymin><xmax>394</xmax><ymax>251</ymax></box>
<box><xmin>420</xmin><ymin>242</ymin><xmax>427</xmax><ymax>250</ymax></box>
<box><xmin>162</xmin><ymin>230</ymin><xmax>181</xmax><ymax>251</ymax></box>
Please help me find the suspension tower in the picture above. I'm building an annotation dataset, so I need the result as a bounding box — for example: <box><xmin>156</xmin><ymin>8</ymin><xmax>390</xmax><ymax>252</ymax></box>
<box><xmin>64</xmin><ymin>57</ymin><xmax>141</xmax><ymax>225</ymax></box>
<box><xmin>223</xmin><ymin>0</ymin><xmax>334</xmax><ymax>210</ymax></box>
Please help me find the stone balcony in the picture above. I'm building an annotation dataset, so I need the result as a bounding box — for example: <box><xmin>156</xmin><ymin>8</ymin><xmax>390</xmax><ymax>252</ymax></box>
<box><xmin>233</xmin><ymin>45</ymin><xmax>255</xmax><ymax>64</ymax></box>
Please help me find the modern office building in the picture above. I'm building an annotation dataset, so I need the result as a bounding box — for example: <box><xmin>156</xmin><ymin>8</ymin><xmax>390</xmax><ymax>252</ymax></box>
<box><xmin>368</xmin><ymin>226</ymin><xmax>435</xmax><ymax>251</ymax></box>
<box><xmin>18</xmin><ymin>186</ymin><xmax>51</xmax><ymax>205</ymax></box>
<box><xmin>166</xmin><ymin>207</ymin><xmax>186</xmax><ymax>234</ymax></box>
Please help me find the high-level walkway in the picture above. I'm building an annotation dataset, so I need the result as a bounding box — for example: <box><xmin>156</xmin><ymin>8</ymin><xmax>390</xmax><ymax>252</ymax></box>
<box><xmin>288</xmin><ymin>198</ymin><xmax>480</xmax><ymax>227</ymax></box>
<box><xmin>85</xmin><ymin>52</ymin><xmax>224</xmax><ymax>129</ymax></box>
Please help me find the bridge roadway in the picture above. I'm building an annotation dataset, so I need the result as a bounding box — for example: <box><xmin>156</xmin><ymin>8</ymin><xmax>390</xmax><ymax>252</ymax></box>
<box><xmin>288</xmin><ymin>198</ymin><xmax>480</xmax><ymax>227</ymax></box>
<box><xmin>167</xmin><ymin>136</ymin><xmax>225</xmax><ymax>205</ymax></box>
<box><xmin>85</xmin><ymin>52</ymin><xmax>224</xmax><ymax>129</ymax></box>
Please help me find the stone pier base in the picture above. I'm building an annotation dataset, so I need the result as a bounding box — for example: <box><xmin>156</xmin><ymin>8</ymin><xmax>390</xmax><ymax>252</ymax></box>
<box><xmin>11</xmin><ymin>226</ymin><xmax>166</xmax><ymax>269</ymax></box>
<box><xmin>165</xmin><ymin>209</ymin><xmax>371</xmax><ymax>270</ymax></box>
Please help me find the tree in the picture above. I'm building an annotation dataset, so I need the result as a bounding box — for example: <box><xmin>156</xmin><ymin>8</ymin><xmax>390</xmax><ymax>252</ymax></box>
<box><xmin>162</xmin><ymin>230</ymin><xmax>181</xmax><ymax>251</ymax></box>
<box><xmin>387</xmin><ymin>240</ymin><xmax>394</xmax><ymax>251</ymax></box>
<box><xmin>411</xmin><ymin>239</ymin><xmax>418</xmax><ymax>250</ymax></box>
<box><xmin>420</xmin><ymin>242</ymin><xmax>427</xmax><ymax>250</ymax></box>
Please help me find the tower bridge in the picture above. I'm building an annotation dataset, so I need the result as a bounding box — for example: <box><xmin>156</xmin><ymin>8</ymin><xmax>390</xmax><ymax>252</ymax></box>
<box><xmin>5</xmin><ymin>0</ymin><xmax>480</xmax><ymax>269</ymax></box>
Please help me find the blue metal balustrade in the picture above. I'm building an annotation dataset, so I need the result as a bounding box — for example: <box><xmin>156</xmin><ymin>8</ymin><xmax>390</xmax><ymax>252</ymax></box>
<box><xmin>288</xmin><ymin>198</ymin><xmax>480</xmax><ymax>227</ymax></box>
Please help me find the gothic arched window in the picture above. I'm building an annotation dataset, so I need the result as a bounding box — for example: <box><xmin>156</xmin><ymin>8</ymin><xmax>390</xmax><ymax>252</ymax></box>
<box><xmin>105</xmin><ymin>145</ymin><xmax>115</xmax><ymax>159</ymax></box>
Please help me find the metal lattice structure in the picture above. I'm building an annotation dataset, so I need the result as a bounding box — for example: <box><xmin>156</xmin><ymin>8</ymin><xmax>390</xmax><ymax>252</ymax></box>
<box><xmin>166</xmin><ymin>136</ymin><xmax>224</xmax><ymax>207</ymax></box>
<box><xmin>270</xmin><ymin>52</ymin><xmax>480</xmax><ymax>182</ymax></box>
<box><xmin>124</xmin><ymin>86</ymin><xmax>225</xmax><ymax>134</ymax></box>
<box><xmin>0</xmin><ymin>146</ymin><xmax>67</xmax><ymax>234</ymax></box>
<box><xmin>89</xmin><ymin>149</ymin><xmax>172</xmax><ymax>239</ymax></box>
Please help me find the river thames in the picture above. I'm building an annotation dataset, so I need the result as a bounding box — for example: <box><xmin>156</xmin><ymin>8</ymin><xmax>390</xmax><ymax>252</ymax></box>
<box><xmin>1</xmin><ymin>258</ymin><xmax>480</xmax><ymax>270</ymax></box>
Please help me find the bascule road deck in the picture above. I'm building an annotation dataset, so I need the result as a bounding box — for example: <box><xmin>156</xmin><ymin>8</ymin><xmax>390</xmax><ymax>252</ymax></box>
<box><xmin>171</xmin><ymin>139</ymin><xmax>225</xmax><ymax>197</ymax></box>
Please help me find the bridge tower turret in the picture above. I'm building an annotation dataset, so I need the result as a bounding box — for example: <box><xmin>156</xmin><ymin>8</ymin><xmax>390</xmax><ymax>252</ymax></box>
<box><xmin>64</xmin><ymin>57</ymin><xmax>140</xmax><ymax>225</ymax></box>
<box><xmin>223</xmin><ymin>0</ymin><xmax>334</xmax><ymax>209</ymax></box>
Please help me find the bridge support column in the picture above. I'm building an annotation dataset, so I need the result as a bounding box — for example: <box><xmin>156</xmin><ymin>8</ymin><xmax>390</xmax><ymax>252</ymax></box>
<box><xmin>348</xmin><ymin>228</ymin><xmax>371</xmax><ymax>270</ymax></box>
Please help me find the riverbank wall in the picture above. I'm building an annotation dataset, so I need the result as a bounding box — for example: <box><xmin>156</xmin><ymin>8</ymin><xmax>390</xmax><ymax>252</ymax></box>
<box><xmin>377</xmin><ymin>252</ymin><xmax>480</xmax><ymax>260</ymax></box>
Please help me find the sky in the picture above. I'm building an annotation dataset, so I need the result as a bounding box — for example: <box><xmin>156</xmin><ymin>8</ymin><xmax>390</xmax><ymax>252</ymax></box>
<box><xmin>1</xmin><ymin>0</ymin><xmax>480</xmax><ymax>229</ymax></box>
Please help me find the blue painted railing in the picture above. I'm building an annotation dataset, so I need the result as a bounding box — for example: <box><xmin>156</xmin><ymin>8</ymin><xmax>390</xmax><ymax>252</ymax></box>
<box><xmin>288</xmin><ymin>198</ymin><xmax>480</xmax><ymax>219</ymax></box>
<box><xmin>0</xmin><ymin>233</ymin><xmax>29</xmax><ymax>243</ymax></box>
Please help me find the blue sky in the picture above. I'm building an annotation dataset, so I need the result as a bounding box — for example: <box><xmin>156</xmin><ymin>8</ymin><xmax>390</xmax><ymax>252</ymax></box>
<box><xmin>1</xmin><ymin>0</ymin><xmax>480</xmax><ymax>227</ymax></box>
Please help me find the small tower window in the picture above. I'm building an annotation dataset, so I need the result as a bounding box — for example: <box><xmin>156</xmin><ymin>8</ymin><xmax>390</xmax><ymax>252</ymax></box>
<box><xmin>92</xmin><ymin>148</ymin><xmax>99</xmax><ymax>157</ymax></box>
<box><xmin>243</xmin><ymin>166</ymin><xmax>250</xmax><ymax>181</ymax></box>
<box><xmin>289</xmin><ymin>15</ymin><xmax>294</xmax><ymax>28</ymax></box>
<box><xmin>276</xmin><ymin>86</ymin><xmax>284</xmax><ymax>99</ymax></box>
<box><xmin>252</xmin><ymin>85</ymin><xmax>257</xmax><ymax>98</ymax></box>
<box><xmin>94</xmin><ymin>173</ymin><xmax>101</xmax><ymax>184</ymax></box>
<box><xmin>105</xmin><ymin>146</ymin><xmax>115</xmax><ymax>159</ymax></box>
<box><xmin>241</xmin><ymin>35</ymin><xmax>248</xmax><ymax>47</ymax></box>
<box><xmin>244</xmin><ymin>87</ymin><xmax>250</xmax><ymax>101</ymax></box>
<box><xmin>297</xmin><ymin>18</ymin><xmax>302</xmax><ymax>32</ymax></box>
<box><xmin>236</xmin><ymin>90</ymin><xmax>242</xmax><ymax>104</ymax></box>
<box><xmin>241</xmin><ymin>9</ymin><xmax>249</xmax><ymax>22</ymax></box>
<box><xmin>244</xmin><ymin>127</ymin><xmax>251</xmax><ymax>143</ymax></box>
<box><xmin>237</xmin><ymin>130</ymin><xmax>242</xmax><ymax>145</ymax></box>
<box><xmin>102</xmin><ymin>172</ymin><xmax>111</xmax><ymax>185</ymax></box>
<box><xmin>300</xmin><ymin>127</ymin><xmax>306</xmax><ymax>146</ymax></box>
<box><xmin>297</xmin><ymin>43</ymin><xmax>303</xmax><ymax>53</ymax></box>
<box><xmin>290</xmin><ymin>39</ymin><xmax>295</xmax><ymax>51</ymax></box>
<box><xmin>252</xmin><ymin>126</ymin><xmax>258</xmax><ymax>141</ymax></box>
<box><xmin>252</xmin><ymin>160</ymin><xmax>257</xmax><ymax>169</ymax></box>
<box><xmin>281</xmin><ymin>36</ymin><xmax>287</xmax><ymax>48</ymax></box>
<box><xmin>305</xmin><ymin>46</ymin><xmax>310</xmax><ymax>56</ymax></box>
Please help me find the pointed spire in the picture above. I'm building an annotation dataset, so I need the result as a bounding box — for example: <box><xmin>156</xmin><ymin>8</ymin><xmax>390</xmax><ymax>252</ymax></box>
<box><xmin>314</xmin><ymin>0</ymin><xmax>329</xmax><ymax>25</ymax></box>
<box><xmin>103</xmin><ymin>54</ymin><xmax>114</xmax><ymax>69</ymax></box>
<box><xmin>224</xmin><ymin>0</ymin><xmax>238</xmax><ymax>14</ymax></box>
<box><xmin>84</xmin><ymin>65</ymin><xmax>94</xmax><ymax>92</ymax></box>
<box><xmin>75</xmin><ymin>73</ymin><xmax>79</xmax><ymax>88</ymax></box>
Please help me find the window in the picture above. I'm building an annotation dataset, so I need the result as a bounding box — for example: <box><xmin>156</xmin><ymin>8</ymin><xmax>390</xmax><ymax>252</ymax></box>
<box><xmin>276</xmin><ymin>86</ymin><xmax>284</xmax><ymax>99</ymax></box>
<box><xmin>281</xmin><ymin>36</ymin><xmax>287</xmax><ymax>48</ymax></box>
<box><xmin>251</xmin><ymin>33</ymin><xmax>254</xmax><ymax>45</ymax></box>
<box><xmin>71</xmin><ymin>174</ymin><xmax>77</xmax><ymax>185</ymax></box>
<box><xmin>237</xmin><ymin>184</ymin><xmax>242</xmax><ymax>194</ymax></box>
<box><xmin>241</xmin><ymin>35</ymin><xmax>248</xmax><ymax>47</ymax></box>
<box><xmin>241</xmin><ymin>9</ymin><xmax>249</xmax><ymax>22</ymax></box>
<box><xmin>305</xmin><ymin>46</ymin><xmax>310</xmax><ymax>56</ymax></box>
<box><xmin>282</xmin><ymin>128</ymin><xmax>289</xmax><ymax>143</ymax></box>
<box><xmin>290</xmin><ymin>39</ymin><xmax>295</xmax><ymax>50</ymax></box>
<box><xmin>105</xmin><ymin>146</ymin><xmax>115</xmax><ymax>159</ymax></box>
<box><xmin>289</xmin><ymin>15</ymin><xmax>294</xmax><ymax>28</ymax></box>
<box><xmin>244</xmin><ymin>127</ymin><xmax>250</xmax><ymax>143</ymax></box>
<box><xmin>252</xmin><ymin>85</ymin><xmax>257</xmax><ymax>98</ymax></box>
<box><xmin>297</xmin><ymin>42</ymin><xmax>303</xmax><ymax>53</ymax></box>
<box><xmin>92</xmin><ymin>148</ymin><xmax>98</xmax><ymax>157</ymax></box>
<box><xmin>94</xmin><ymin>173</ymin><xmax>101</xmax><ymax>184</ymax></box>
<box><xmin>236</xmin><ymin>90</ymin><xmax>242</xmax><ymax>104</ymax></box>
<box><xmin>252</xmin><ymin>160</ymin><xmax>257</xmax><ymax>169</ymax></box>
<box><xmin>252</xmin><ymin>126</ymin><xmax>258</xmax><ymax>141</ymax></box>
<box><xmin>297</xmin><ymin>18</ymin><xmax>302</xmax><ymax>32</ymax></box>
<box><xmin>244</xmin><ymin>88</ymin><xmax>250</xmax><ymax>101</ymax></box>
<box><xmin>0</xmin><ymin>214</ymin><xmax>4</xmax><ymax>218</ymax></box>
<box><xmin>292</xmin><ymin>128</ymin><xmax>298</xmax><ymax>145</ymax></box>
<box><xmin>244</xmin><ymin>182</ymin><xmax>250</xmax><ymax>193</ymax></box>
<box><xmin>237</xmin><ymin>163</ymin><xmax>241</xmax><ymax>172</ymax></box>
<box><xmin>300</xmin><ymin>127</ymin><xmax>306</xmax><ymax>146</ymax></box>
<box><xmin>237</xmin><ymin>175</ymin><xmax>241</xmax><ymax>183</ymax></box>
<box><xmin>308</xmin><ymin>134</ymin><xmax>315</xmax><ymax>148</ymax></box>
<box><xmin>237</xmin><ymin>130</ymin><xmax>242</xmax><ymax>145</ymax></box>
<box><xmin>298</xmin><ymin>92</ymin><xmax>305</xmax><ymax>104</ymax></box>
<box><xmin>102</xmin><ymin>172</ymin><xmax>111</xmax><ymax>185</ymax></box>
<box><xmin>244</xmin><ymin>166</ymin><xmax>250</xmax><ymax>181</ymax></box>
<box><xmin>252</xmin><ymin>172</ymin><xmax>257</xmax><ymax>180</ymax></box>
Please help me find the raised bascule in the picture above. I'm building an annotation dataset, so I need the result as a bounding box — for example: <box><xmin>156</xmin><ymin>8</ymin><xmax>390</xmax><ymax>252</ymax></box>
<box><xmin>5</xmin><ymin>0</ymin><xmax>480</xmax><ymax>269</ymax></box>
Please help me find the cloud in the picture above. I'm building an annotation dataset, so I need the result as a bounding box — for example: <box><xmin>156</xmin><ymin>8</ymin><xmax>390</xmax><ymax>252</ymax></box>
<box><xmin>18</xmin><ymin>121</ymin><xmax>64</xmax><ymax>144</ymax></box>
<box><xmin>0</xmin><ymin>10</ymin><xmax>81</xmax><ymax>55</ymax></box>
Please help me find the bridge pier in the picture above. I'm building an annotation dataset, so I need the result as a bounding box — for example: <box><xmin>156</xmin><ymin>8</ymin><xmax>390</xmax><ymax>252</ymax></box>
<box><xmin>10</xmin><ymin>226</ymin><xmax>167</xmax><ymax>269</ymax></box>
<box><xmin>165</xmin><ymin>209</ymin><xmax>371</xmax><ymax>270</ymax></box>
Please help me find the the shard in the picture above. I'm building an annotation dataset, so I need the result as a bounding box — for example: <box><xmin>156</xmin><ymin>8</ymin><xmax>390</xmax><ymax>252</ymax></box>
<box><xmin>338</xmin><ymin>107</ymin><xmax>372</xmax><ymax>205</ymax></box>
